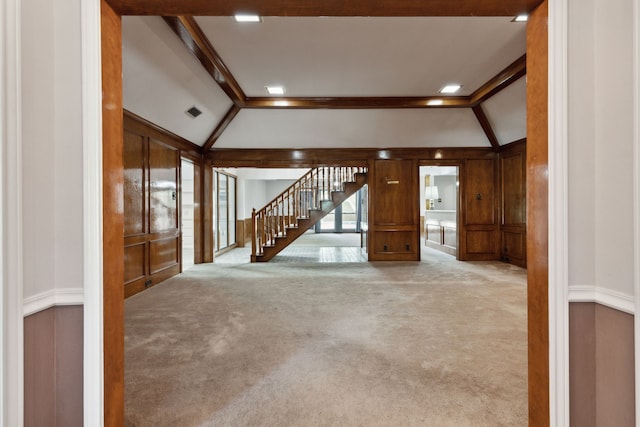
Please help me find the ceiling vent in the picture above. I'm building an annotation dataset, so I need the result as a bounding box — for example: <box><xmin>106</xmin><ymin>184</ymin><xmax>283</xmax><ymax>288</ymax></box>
<box><xmin>185</xmin><ymin>106</ymin><xmax>202</xmax><ymax>118</ymax></box>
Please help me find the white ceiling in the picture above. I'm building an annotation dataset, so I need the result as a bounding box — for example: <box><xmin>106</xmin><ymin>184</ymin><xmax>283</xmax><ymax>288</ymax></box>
<box><xmin>121</xmin><ymin>16</ymin><xmax>527</xmax><ymax>149</ymax></box>
<box><xmin>122</xmin><ymin>16</ymin><xmax>233</xmax><ymax>143</ymax></box>
<box><xmin>195</xmin><ymin>16</ymin><xmax>526</xmax><ymax>97</ymax></box>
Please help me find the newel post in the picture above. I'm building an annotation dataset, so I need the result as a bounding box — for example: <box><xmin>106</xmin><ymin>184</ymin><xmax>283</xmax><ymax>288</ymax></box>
<box><xmin>251</xmin><ymin>208</ymin><xmax>257</xmax><ymax>261</ymax></box>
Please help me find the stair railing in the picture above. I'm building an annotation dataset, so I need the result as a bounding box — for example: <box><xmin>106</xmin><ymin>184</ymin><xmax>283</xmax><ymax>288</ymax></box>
<box><xmin>251</xmin><ymin>166</ymin><xmax>366</xmax><ymax>258</ymax></box>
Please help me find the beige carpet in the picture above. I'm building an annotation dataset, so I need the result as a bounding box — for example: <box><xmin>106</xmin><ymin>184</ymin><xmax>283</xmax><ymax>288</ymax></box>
<box><xmin>125</xmin><ymin>251</ymin><xmax>527</xmax><ymax>426</ymax></box>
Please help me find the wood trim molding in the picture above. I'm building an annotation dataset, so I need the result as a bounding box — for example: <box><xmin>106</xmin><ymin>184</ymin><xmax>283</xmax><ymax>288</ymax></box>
<box><xmin>243</xmin><ymin>96</ymin><xmax>470</xmax><ymax>109</ymax></box>
<box><xmin>207</xmin><ymin>147</ymin><xmax>497</xmax><ymax>167</ymax></box>
<box><xmin>110</xmin><ymin>0</ymin><xmax>544</xmax><ymax>17</ymax></box>
<box><xmin>101</xmin><ymin>1</ymin><xmax>125</xmax><ymax>425</ymax></box>
<box><xmin>124</xmin><ymin>109</ymin><xmax>203</xmax><ymax>160</ymax></box>
<box><xmin>203</xmin><ymin>104</ymin><xmax>241</xmax><ymax>151</ymax></box>
<box><xmin>472</xmin><ymin>105</ymin><xmax>501</xmax><ymax>150</ymax></box>
<box><xmin>470</xmin><ymin>54</ymin><xmax>527</xmax><ymax>105</ymax></box>
<box><xmin>527</xmin><ymin>1</ymin><xmax>551</xmax><ymax>425</ymax></box>
<box><xmin>163</xmin><ymin>16</ymin><xmax>246</xmax><ymax>105</ymax></box>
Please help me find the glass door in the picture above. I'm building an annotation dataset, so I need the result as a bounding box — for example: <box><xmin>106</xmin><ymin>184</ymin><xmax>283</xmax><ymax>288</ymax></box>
<box><xmin>213</xmin><ymin>170</ymin><xmax>237</xmax><ymax>253</ymax></box>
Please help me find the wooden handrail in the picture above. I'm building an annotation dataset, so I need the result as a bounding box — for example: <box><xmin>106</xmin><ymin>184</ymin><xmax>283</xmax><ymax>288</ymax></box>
<box><xmin>251</xmin><ymin>166</ymin><xmax>366</xmax><ymax>259</ymax></box>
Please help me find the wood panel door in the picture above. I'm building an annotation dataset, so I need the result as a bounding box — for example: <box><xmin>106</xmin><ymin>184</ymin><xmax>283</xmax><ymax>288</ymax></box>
<box><xmin>500</xmin><ymin>141</ymin><xmax>527</xmax><ymax>267</ymax></box>
<box><xmin>369</xmin><ymin>159</ymin><xmax>419</xmax><ymax>261</ymax></box>
<box><xmin>459</xmin><ymin>157</ymin><xmax>500</xmax><ymax>261</ymax></box>
<box><xmin>123</xmin><ymin>129</ymin><xmax>181</xmax><ymax>297</ymax></box>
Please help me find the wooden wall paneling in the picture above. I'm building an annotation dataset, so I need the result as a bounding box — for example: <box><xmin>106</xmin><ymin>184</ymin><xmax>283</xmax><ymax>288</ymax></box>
<box><xmin>526</xmin><ymin>1</ymin><xmax>550</xmax><ymax>425</ymax></box>
<box><xmin>202</xmin><ymin>164</ymin><xmax>214</xmax><ymax>262</ymax></box>
<box><xmin>193</xmin><ymin>160</ymin><xmax>203</xmax><ymax>263</ymax></box>
<box><xmin>369</xmin><ymin>159</ymin><xmax>419</xmax><ymax>261</ymax></box>
<box><xmin>500</xmin><ymin>139</ymin><xmax>527</xmax><ymax>267</ymax></box>
<box><xmin>101</xmin><ymin>0</ymin><xmax>124</xmax><ymax>424</ymax></box>
<box><xmin>459</xmin><ymin>157</ymin><xmax>500</xmax><ymax>260</ymax></box>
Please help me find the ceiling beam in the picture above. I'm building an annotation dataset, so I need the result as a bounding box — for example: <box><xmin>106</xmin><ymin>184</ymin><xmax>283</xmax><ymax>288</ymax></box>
<box><xmin>470</xmin><ymin>54</ymin><xmax>526</xmax><ymax>105</ymax></box>
<box><xmin>111</xmin><ymin>0</ymin><xmax>543</xmax><ymax>17</ymax></box>
<box><xmin>472</xmin><ymin>105</ymin><xmax>501</xmax><ymax>150</ymax></box>
<box><xmin>243</xmin><ymin>96</ymin><xmax>470</xmax><ymax>109</ymax></box>
<box><xmin>163</xmin><ymin>16</ymin><xmax>246</xmax><ymax>106</ymax></box>
<box><xmin>207</xmin><ymin>147</ymin><xmax>496</xmax><ymax>167</ymax></box>
<box><xmin>202</xmin><ymin>104</ymin><xmax>241</xmax><ymax>151</ymax></box>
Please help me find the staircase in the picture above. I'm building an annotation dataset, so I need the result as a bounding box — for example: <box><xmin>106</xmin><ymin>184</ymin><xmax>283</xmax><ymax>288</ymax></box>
<box><xmin>251</xmin><ymin>166</ymin><xmax>368</xmax><ymax>262</ymax></box>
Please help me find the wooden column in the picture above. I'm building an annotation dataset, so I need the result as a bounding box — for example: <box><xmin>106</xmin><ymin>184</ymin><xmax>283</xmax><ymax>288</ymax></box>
<box><xmin>526</xmin><ymin>1</ymin><xmax>549</xmax><ymax>425</ymax></box>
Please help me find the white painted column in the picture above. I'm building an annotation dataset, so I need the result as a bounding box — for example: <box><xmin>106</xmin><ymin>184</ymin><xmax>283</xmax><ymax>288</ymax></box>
<box><xmin>81</xmin><ymin>0</ymin><xmax>104</xmax><ymax>424</ymax></box>
<box><xmin>548</xmin><ymin>0</ymin><xmax>570</xmax><ymax>425</ymax></box>
<box><xmin>633</xmin><ymin>0</ymin><xmax>640</xmax><ymax>423</ymax></box>
<box><xmin>0</xmin><ymin>0</ymin><xmax>24</xmax><ymax>424</ymax></box>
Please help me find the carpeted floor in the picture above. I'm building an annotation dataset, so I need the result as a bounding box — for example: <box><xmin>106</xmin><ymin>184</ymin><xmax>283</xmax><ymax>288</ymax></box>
<box><xmin>125</xmin><ymin>246</ymin><xmax>527</xmax><ymax>426</ymax></box>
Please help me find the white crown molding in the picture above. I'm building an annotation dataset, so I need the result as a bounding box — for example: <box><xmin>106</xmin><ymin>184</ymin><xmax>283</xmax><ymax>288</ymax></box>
<box><xmin>22</xmin><ymin>288</ymin><xmax>84</xmax><ymax>317</ymax></box>
<box><xmin>568</xmin><ymin>285</ymin><xmax>635</xmax><ymax>315</ymax></box>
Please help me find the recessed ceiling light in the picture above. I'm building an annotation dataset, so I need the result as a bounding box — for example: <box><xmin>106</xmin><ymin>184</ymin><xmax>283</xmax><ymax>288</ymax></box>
<box><xmin>234</xmin><ymin>14</ymin><xmax>262</xmax><ymax>23</ymax></box>
<box><xmin>266</xmin><ymin>86</ymin><xmax>285</xmax><ymax>95</ymax></box>
<box><xmin>439</xmin><ymin>84</ymin><xmax>462</xmax><ymax>94</ymax></box>
<box><xmin>427</xmin><ymin>99</ymin><xmax>444</xmax><ymax>106</ymax></box>
<box><xmin>513</xmin><ymin>14</ymin><xmax>528</xmax><ymax>22</ymax></box>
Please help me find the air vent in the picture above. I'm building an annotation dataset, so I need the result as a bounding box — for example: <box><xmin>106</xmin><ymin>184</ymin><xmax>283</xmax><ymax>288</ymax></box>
<box><xmin>185</xmin><ymin>106</ymin><xmax>202</xmax><ymax>118</ymax></box>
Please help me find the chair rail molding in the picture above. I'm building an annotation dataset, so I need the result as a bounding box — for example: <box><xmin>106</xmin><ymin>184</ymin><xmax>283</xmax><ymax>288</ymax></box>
<box><xmin>23</xmin><ymin>288</ymin><xmax>85</xmax><ymax>317</ymax></box>
<box><xmin>568</xmin><ymin>285</ymin><xmax>635</xmax><ymax>315</ymax></box>
<box><xmin>548</xmin><ymin>0</ymin><xmax>570</xmax><ymax>425</ymax></box>
<box><xmin>1</xmin><ymin>0</ymin><xmax>24</xmax><ymax>424</ymax></box>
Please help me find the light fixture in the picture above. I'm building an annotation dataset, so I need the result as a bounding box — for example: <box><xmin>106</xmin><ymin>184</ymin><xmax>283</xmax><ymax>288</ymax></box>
<box><xmin>425</xmin><ymin>186</ymin><xmax>440</xmax><ymax>210</ymax></box>
<box><xmin>512</xmin><ymin>14</ymin><xmax>528</xmax><ymax>22</ymax></box>
<box><xmin>439</xmin><ymin>84</ymin><xmax>462</xmax><ymax>94</ymax></box>
<box><xmin>265</xmin><ymin>86</ymin><xmax>285</xmax><ymax>95</ymax></box>
<box><xmin>234</xmin><ymin>14</ymin><xmax>262</xmax><ymax>23</ymax></box>
<box><xmin>428</xmin><ymin>99</ymin><xmax>444</xmax><ymax>106</ymax></box>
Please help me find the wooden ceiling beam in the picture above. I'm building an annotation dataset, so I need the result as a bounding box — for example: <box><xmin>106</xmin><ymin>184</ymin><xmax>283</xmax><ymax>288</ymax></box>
<box><xmin>202</xmin><ymin>104</ymin><xmax>241</xmax><ymax>152</ymax></box>
<box><xmin>472</xmin><ymin>105</ymin><xmax>501</xmax><ymax>150</ymax></box>
<box><xmin>163</xmin><ymin>16</ymin><xmax>246</xmax><ymax>106</ymax></box>
<box><xmin>111</xmin><ymin>0</ymin><xmax>543</xmax><ymax>17</ymax></box>
<box><xmin>243</xmin><ymin>96</ymin><xmax>471</xmax><ymax>109</ymax></box>
<box><xmin>470</xmin><ymin>54</ymin><xmax>527</xmax><ymax>105</ymax></box>
<box><xmin>206</xmin><ymin>147</ymin><xmax>496</xmax><ymax>167</ymax></box>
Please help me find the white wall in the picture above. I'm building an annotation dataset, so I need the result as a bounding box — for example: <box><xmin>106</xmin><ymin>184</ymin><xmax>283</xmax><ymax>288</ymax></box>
<box><xmin>568</xmin><ymin>0</ymin><xmax>636</xmax><ymax>306</ymax></box>
<box><xmin>21</xmin><ymin>0</ymin><xmax>84</xmax><ymax>305</ymax></box>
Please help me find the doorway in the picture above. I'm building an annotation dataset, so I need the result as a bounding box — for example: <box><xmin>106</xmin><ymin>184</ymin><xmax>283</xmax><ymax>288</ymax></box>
<box><xmin>98</xmin><ymin>2</ymin><xmax>551</xmax><ymax>425</ymax></box>
<box><xmin>181</xmin><ymin>159</ymin><xmax>195</xmax><ymax>271</ymax></box>
<box><xmin>419</xmin><ymin>166</ymin><xmax>459</xmax><ymax>258</ymax></box>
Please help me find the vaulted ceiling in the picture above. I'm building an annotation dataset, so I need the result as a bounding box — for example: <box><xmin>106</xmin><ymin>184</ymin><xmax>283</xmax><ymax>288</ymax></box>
<box><xmin>122</xmin><ymin>8</ymin><xmax>531</xmax><ymax>154</ymax></box>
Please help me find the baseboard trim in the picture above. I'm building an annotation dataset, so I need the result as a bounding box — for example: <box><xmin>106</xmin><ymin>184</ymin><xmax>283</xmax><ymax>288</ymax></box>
<box><xmin>23</xmin><ymin>288</ymin><xmax>84</xmax><ymax>317</ymax></box>
<box><xmin>568</xmin><ymin>285</ymin><xmax>635</xmax><ymax>315</ymax></box>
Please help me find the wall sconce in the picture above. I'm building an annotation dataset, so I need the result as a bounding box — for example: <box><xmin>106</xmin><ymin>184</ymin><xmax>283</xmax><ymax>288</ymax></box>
<box><xmin>425</xmin><ymin>186</ymin><xmax>440</xmax><ymax>210</ymax></box>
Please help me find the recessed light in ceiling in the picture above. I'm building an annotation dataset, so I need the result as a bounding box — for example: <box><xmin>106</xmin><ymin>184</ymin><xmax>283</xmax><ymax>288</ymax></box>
<box><xmin>427</xmin><ymin>99</ymin><xmax>444</xmax><ymax>106</ymax></box>
<box><xmin>266</xmin><ymin>86</ymin><xmax>285</xmax><ymax>95</ymax></box>
<box><xmin>439</xmin><ymin>84</ymin><xmax>462</xmax><ymax>94</ymax></box>
<box><xmin>513</xmin><ymin>14</ymin><xmax>528</xmax><ymax>22</ymax></box>
<box><xmin>185</xmin><ymin>106</ymin><xmax>202</xmax><ymax>118</ymax></box>
<box><xmin>234</xmin><ymin>14</ymin><xmax>262</xmax><ymax>23</ymax></box>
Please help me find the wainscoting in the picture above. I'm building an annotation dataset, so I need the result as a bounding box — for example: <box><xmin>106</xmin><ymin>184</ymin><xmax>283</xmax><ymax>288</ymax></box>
<box><xmin>24</xmin><ymin>305</ymin><xmax>84</xmax><ymax>427</ymax></box>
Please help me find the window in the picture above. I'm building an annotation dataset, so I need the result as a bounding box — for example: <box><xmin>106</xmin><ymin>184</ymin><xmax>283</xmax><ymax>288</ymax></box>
<box><xmin>213</xmin><ymin>170</ymin><xmax>237</xmax><ymax>253</ymax></box>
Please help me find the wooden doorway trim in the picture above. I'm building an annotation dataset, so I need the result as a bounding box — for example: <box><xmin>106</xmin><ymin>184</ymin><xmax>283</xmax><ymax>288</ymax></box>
<box><xmin>99</xmin><ymin>2</ymin><xmax>552</xmax><ymax>425</ymax></box>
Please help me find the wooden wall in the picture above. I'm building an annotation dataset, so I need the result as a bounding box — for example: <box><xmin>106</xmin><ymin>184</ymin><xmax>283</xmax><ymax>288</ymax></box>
<box><xmin>499</xmin><ymin>139</ymin><xmax>527</xmax><ymax>267</ymax></box>
<box><xmin>123</xmin><ymin>111</ymin><xmax>203</xmax><ymax>297</ymax></box>
<box><xmin>369</xmin><ymin>159</ymin><xmax>420</xmax><ymax>261</ymax></box>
